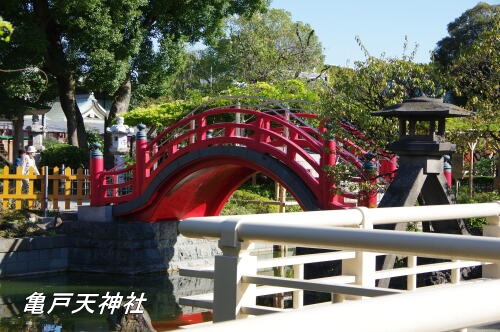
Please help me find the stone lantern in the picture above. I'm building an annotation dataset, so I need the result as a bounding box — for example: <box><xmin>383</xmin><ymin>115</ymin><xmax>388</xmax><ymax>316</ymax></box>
<box><xmin>372</xmin><ymin>96</ymin><xmax>471</xmax><ymax>287</ymax></box>
<box><xmin>372</xmin><ymin>96</ymin><xmax>470</xmax><ymax>233</ymax></box>
<box><xmin>29</xmin><ymin>114</ymin><xmax>46</xmax><ymax>151</ymax></box>
<box><xmin>372</xmin><ymin>96</ymin><xmax>470</xmax><ymax>156</ymax></box>
<box><xmin>25</xmin><ymin>107</ymin><xmax>50</xmax><ymax>152</ymax></box>
<box><xmin>106</xmin><ymin>116</ymin><xmax>134</xmax><ymax>167</ymax></box>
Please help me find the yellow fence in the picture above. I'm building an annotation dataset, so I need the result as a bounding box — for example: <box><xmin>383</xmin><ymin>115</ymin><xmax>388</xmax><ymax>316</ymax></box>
<box><xmin>0</xmin><ymin>166</ymin><xmax>90</xmax><ymax>211</ymax></box>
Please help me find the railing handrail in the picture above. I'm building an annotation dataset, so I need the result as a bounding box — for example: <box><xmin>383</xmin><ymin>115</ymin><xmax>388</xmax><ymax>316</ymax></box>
<box><xmin>179</xmin><ymin>202</ymin><xmax>500</xmax><ymax>328</ymax></box>
<box><xmin>235</xmin><ymin>223</ymin><xmax>500</xmax><ymax>262</ymax></box>
<box><xmin>179</xmin><ymin>202</ymin><xmax>500</xmax><ymax>239</ymax></box>
<box><xmin>182</xmin><ymin>279</ymin><xmax>500</xmax><ymax>332</ymax></box>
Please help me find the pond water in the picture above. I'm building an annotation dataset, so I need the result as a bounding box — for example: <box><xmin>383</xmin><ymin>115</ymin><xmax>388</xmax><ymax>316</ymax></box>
<box><xmin>0</xmin><ymin>271</ymin><xmax>212</xmax><ymax>331</ymax></box>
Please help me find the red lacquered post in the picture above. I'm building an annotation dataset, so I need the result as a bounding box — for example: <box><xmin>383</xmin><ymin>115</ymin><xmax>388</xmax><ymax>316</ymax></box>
<box><xmin>135</xmin><ymin>124</ymin><xmax>148</xmax><ymax>198</ymax></box>
<box><xmin>90</xmin><ymin>143</ymin><xmax>105</xmax><ymax>206</ymax></box>
<box><xmin>320</xmin><ymin>139</ymin><xmax>336</xmax><ymax>209</ymax></box>
<box><xmin>443</xmin><ymin>154</ymin><xmax>452</xmax><ymax>187</ymax></box>
<box><xmin>361</xmin><ymin>153</ymin><xmax>378</xmax><ymax>208</ymax></box>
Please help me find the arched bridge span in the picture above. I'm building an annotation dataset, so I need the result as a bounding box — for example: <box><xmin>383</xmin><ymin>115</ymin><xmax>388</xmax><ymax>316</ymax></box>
<box><xmin>90</xmin><ymin>99</ymin><xmax>394</xmax><ymax>221</ymax></box>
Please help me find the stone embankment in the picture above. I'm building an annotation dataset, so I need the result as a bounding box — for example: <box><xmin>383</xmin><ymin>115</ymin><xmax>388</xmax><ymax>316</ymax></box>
<box><xmin>0</xmin><ymin>212</ymin><xmax>219</xmax><ymax>277</ymax></box>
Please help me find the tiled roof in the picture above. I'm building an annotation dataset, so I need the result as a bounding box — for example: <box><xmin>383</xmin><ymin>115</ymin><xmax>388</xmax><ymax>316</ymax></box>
<box><xmin>24</xmin><ymin>93</ymin><xmax>110</xmax><ymax>134</ymax></box>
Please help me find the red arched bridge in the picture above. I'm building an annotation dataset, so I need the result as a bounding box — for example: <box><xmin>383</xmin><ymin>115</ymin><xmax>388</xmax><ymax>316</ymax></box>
<box><xmin>90</xmin><ymin>98</ymin><xmax>397</xmax><ymax>222</ymax></box>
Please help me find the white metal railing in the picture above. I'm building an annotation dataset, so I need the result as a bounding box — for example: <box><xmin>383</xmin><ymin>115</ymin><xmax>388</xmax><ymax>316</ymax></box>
<box><xmin>178</xmin><ymin>202</ymin><xmax>500</xmax><ymax>330</ymax></box>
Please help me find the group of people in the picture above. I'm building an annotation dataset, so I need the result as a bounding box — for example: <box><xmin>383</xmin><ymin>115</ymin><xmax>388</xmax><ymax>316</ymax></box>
<box><xmin>13</xmin><ymin>146</ymin><xmax>40</xmax><ymax>192</ymax></box>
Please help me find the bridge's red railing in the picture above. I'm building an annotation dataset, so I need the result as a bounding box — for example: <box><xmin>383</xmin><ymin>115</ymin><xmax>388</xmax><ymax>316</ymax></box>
<box><xmin>90</xmin><ymin>98</ymin><xmax>388</xmax><ymax>209</ymax></box>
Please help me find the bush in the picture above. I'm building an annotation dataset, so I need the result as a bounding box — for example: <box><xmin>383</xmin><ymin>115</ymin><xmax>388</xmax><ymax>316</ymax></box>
<box><xmin>40</xmin><ymin>144</ymin><xmax>87</xmax><ymax>169</ymax></box>
<box><xmin>42</xmin><ymin>136</ymin><xmax>61</xmax><ymax>149</ymax></box>
<box><xmin>0</xmin><ymin>210</ymin><xmax>55</xmax><ymax>238</ymax></box>
<box><xmin>239</xmin><ymin>180</ymin><xmax>275</xmax><ymax>199</ymax></box>
<box><xmin>221</xmin><ymin>190</ymin><xmax>279</xmax><ymax>215</ymax></box>
<box><xmin>456</xmin><ymin>187</ymin><xmax>500</xmax><ymax>231</ymax></box>
<box><xmin>459</xmin><ymin>176</ymin><xmax>495</xmax><ymax>192</ymax></box>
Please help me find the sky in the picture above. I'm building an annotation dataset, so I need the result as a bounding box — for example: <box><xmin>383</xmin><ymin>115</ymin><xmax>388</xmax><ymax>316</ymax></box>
<box><xmin>270</xmin><ymin>0</ymin><xmax>492</xmax><ymax>66</ymax></box>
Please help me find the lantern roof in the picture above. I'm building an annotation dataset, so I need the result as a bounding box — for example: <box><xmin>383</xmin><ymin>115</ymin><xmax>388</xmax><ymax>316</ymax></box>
<box><xmin>372</xmin><ymin>96</ymin><xmax>471</xmax><ymax>119</ymax></box>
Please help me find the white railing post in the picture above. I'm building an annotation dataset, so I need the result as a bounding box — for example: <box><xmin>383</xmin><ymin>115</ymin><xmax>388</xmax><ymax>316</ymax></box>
<box><xmin>483</xmin><ymin>211</ymin><xmax>500</xmax><ymax>278</ymax></box>
<box><xmin>341</xmin><ymin>207</ymin><xmax>376</xmax><ymax>299</ymax></box>
<box><xmin>213</xmin><ymin>220</ymin><xmax>257</xmax><ymax>322</ymax></box>
<box><xmin>451</xmin><ymin>260</ymin><xmax>462</xmax><ymax>285</ymax></box>
<box><xmin>292</xmin><ymin>263</ymin><xmax>304</xmax><ymax>309</ymax></box>
<box><xmin>406</xmin><ymin>255</ymin><xmax>417</xmax><ymax>290</ymax></box>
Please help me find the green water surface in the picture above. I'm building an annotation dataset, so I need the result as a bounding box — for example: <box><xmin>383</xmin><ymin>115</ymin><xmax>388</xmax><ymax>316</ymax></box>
<box><xmin>0</xmin><ymin>272</ymin><xmax>185</xmax><ymax>331</ymax></box>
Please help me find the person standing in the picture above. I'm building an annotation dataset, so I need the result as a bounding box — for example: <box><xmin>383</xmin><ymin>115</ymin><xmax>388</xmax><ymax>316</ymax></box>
<box><xmin>21</xmin><ymin>146</ymin><xmax>40</xmax><ymax>192</ymax></box>
<box><xmin>13</xmin><ymin>149</ymin><xmax>25</xmax><ymax>170</ymax></box>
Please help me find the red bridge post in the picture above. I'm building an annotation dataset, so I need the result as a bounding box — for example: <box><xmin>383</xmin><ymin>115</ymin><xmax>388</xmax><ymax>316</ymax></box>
<box><xmin>360</xmin><ymin>153</ymin><xmax>378</xmax><ymax>208</ymax></box>
<box><xmin>135</xmin><ymin>124</ymin><xmax>148</xmax><ymax>198</ymax></box>
<box><xmin>90</xmin><ymin>143</ymin><xmax>104</xmax><ymax>206</ymax></box>
<box><xmin>443</xmin><ymin>154</ymin><xmax>452</xmax><ymax>187</ymax></box>
<box><xmin>320</xmin><ymin>139</ymin><xmax>337</xmax><ymax>208</ymax></box>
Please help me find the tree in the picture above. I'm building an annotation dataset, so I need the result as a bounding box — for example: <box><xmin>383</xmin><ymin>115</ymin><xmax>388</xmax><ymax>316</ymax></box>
<box><xmin>1</xmin><ymin>0</ymin><xmax>145</xmax><ymax>157</ymax></box>
<box><xmin>124</xmin><ymin>79</ymin><xmax>320</xmax><ymax>133</ymax></box>
<box><xmin>433</xmin><ymin>4</ymin><xmax>499</xmax><ymax>196</ymax></box>
<box><xmin>0</xmin><ymin>13</ymin><xmax>55</xmax><ymax>154</ymax></box>
<box><xmin>0</xmin><ymin>0</ymin><xmax>267</xmax><ymax>167</ymax></box>
<box><xmin>443</xmin><ymin>19</ymin><xmax>499</xmax><ymax>139</ymax></box>
<box><xmin>433</xmin><ymin>2</ymin><xmax>499</xmax><ymax>69</ymax></box>
<box><xmin>321</xmin><ymin>38</ymin><xmax>440</xmax><ymax>151</ymax></box>
<box><xmin>0</xmin><ymin>16</ymin><xmax>13</xmax><ymax>41</ymax></box>
<box><xmin>181</xmin><ymin>8</ymin><xmax>325</xmax><ymax>94</ymax></box>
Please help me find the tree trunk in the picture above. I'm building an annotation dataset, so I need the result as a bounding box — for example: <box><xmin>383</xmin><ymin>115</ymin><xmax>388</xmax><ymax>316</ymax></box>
<box><xmin>467</xmin><ymin>140</ymin><xmax>477</xmax><ymax>198</ymax></box>
<box><xmin>12</xmin><ymin>117</ymin><xmax>25</xmax><ymax>153</ymax></box>
<box><xmin>104</xmin><ymin>77</ymin><xmax>132</xmax><ymax>169</ymax></box>
<box><xmin>56</xmin><ymin>74</ymin><xmax>79</xmax><ymax>146</ymax></box>
<box><xmin>34</xmin><ymin>0</ymin><xmax>88</xmax><ymax>164</ymax></box>
<box><xmin>76</xmin><ymin>102</ymin><xmax>89</xmax><ymax>165</ymax></box>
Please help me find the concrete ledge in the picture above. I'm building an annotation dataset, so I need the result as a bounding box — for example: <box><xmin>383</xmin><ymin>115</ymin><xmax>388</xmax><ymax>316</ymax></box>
<box><xmin>78</xmin><ymin>205</ymin><xmax>114</xmax><ymax>222</ymax></box>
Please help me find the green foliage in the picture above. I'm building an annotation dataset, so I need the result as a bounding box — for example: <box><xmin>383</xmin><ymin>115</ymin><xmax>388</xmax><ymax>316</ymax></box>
<box><xmin>433</xmin><ymin>3</ymin><xmax>499</xmax><ymax>68</ymax></box>
<box><xmin>456</xmin><ymin>187</ymin><xmax>500</xmax><ymax>230</ymax></box>
<box><xmin>0</xmin><ymin>16</ymin><xmax>13</xmax><ymax>42</ymax></box>
<box><xmin>0</xmin><ymin>8</ymin><xmax>56</xmax><ymax>120</ymax></box>
<box><xmin>124</xmin><ymin>99</ymin><xmax>193</xmax><ymax>130</ymax></box>
<box><xmin>224</xmin><ymin>79</ymin><xmax>321</xmax><ymax>103</ymax></box>
<box><xmin>439</xmin><ymin>25</ymin><xmax>499</xmax><ymax>153</ymax></box>
<box><xmin>221</xmin><ymin>189</ymin><xmax>279</xmax><ymax>215</ymax></box>
<box><xmin>239</xmin><ymin>177</ymin><xmax>276</xmax><ymax>199</ymax></box>
<box><xmin>86</xmin><ymin>129</ymin><xmax>104</xmax><ymax>151</ymax></box>
<box><xmin>1</xmin><ymin>0</ymin><xmax>267</xmax><ymax>149</ymax></box>
<box><xmin>474</xmin><ymin>158</ymin><xmax>495</xmax><ymax>178</ymax></box>
<box><xmin>40</xmin><ymin>144</ymin><xmax>87</xmax><ymax>169</ymax></box>
<box><xmin>42</xmin><ymin>136</ymin><xmax>61</xmax><ymax>149</ymax></box>
<box><xmin>223</xmin><ymin>9</ymin><xmax>325</xmax><ymax>83</ymax></box>
<box><xmin>473</xmin><ymin>158</ymin><xmax>495</xmax><ymax>177</ymax></box>
<box><xmin>433</xmin><ymin>3</ymin><xmax>499</xmax><ymax>157</ymax></box>
<box><xmin>125</xmin><ymin>79</ymin><xmax>320</xmax><ymax>132</ymax></box>
<box><xmin>321</xmin><ymin>44</ymin><xmax>439</xmax><ymax>151</ymax></box>
<box><xmin>0</xmin><ymin>210</ymin><xmax>55</xmax><ymax>238</ymax></box>
<box><xmin>131</xmin><ymin>35</ymin><xmax>188</xmax><ymax>106</ymax></box>
<box><xmin>178</xmin><ymin>8</ymin><xmax>325</xmax><ymax>94</ymax></box>
<box><xmin>460</xmin><ymin>176</ymin><xmax>496</xmax><ymax>190</ymax></box>
<box><xmin>222</xmin><ymin>175</ymin><xmax>303</xmax><ymax>215</ymax></box>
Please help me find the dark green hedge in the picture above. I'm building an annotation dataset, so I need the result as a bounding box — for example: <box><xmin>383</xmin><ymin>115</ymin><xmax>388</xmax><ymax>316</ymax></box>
<box><xmin>40</xmin><ymin>144</ymin><xmax>87</xmax><ymax>169</ymax></box>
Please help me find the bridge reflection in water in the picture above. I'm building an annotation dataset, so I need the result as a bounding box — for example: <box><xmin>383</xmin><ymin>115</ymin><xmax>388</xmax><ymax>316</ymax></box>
<box><xmin>0</xmin><ymin>271</ymin><xmax>212</xmax><ymax>331</ymax></box>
